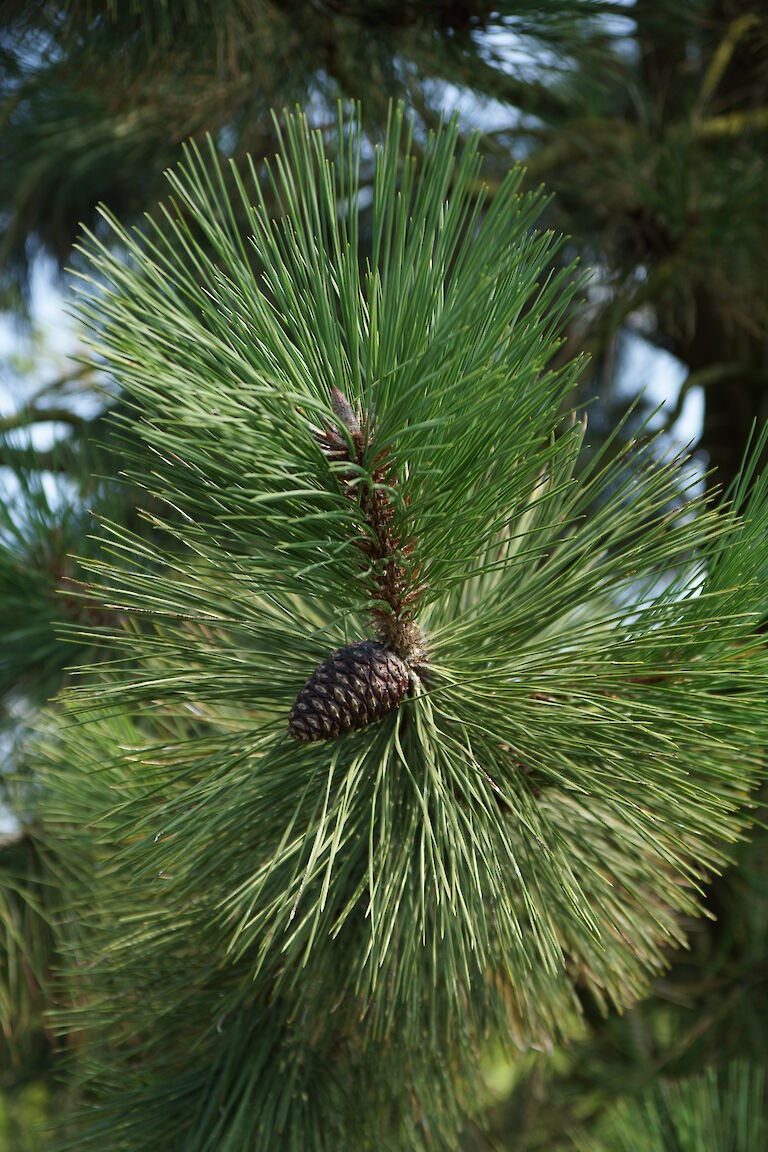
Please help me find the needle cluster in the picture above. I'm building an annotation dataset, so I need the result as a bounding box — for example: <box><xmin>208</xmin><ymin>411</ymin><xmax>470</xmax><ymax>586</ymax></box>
<box><xmin>30</xmin><ymin>106</ymin><xmax>768</xmax><ymax>1152</ymax></box>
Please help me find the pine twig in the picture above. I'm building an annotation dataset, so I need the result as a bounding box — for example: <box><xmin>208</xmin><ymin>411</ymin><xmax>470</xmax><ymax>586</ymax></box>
<box><xmin>310</xmin><ymin>386</ymin><xmax>426</xmax><ymax>661</ymax></box>
<box><xmin>0</xmin><ymin>406</ymin><xmax>88</xmax><ymax>434</ymax></box>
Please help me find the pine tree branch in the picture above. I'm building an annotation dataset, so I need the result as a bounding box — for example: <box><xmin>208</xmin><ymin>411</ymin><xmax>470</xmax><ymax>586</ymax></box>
<box><xmin>0</xmin><ymin>406</ymin><xmax>88</xmax><ymax>434</ymax></box>
<box><xmin>21</xmin><ymin>104</ymin><xmax>768</xmax><ymax>1152</ymax></box>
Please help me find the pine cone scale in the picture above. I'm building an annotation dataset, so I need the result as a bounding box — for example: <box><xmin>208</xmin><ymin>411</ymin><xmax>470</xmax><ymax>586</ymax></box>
<box><xmin>289</xmin><ymin>640</ymin><xmax>409</xmax><ymax>742</ymax></box>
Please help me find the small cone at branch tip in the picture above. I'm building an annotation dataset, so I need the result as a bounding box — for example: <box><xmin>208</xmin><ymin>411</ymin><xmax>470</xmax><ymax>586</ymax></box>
<box><xmin>289</xmin><ymin>640</ymin><xmax>411</xmax><ymax>742</ymax></box>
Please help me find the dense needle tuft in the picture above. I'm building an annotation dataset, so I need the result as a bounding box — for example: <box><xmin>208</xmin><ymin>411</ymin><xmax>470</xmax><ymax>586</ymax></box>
<box><xmin>289</xmin><ymin>640</ymin><xmax>410</xmax><ymax>741</ymax></box>
<box><xmin>50</xmin><ymin>105</ymin><xmax>768</xmax><ymax>1152</ymax></box>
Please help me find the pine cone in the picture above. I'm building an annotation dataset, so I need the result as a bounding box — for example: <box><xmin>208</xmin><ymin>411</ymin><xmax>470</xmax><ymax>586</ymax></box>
<box><xmin>289</xmin><ymin>640</ymin><xmax>410</xmax><ymax>742</ymax></box>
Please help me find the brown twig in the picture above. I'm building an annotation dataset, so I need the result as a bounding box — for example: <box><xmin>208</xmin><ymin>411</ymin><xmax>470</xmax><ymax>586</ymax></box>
<box><xmin>310</xmin><ymin>387</ymin><xmax>425</xmax><ymax>662</ymax></box>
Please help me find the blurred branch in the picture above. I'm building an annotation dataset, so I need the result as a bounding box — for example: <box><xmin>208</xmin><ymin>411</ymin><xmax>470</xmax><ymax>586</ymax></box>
<box><xmin>694</xmin><ymin>14</ymin><xmax>762</xmax><ymax>118</ymax></box>
<box><xmin>25</xmin><ymin>364</ymin><xmax>93</xmax><ymax>403</ymax></box>
<box><xmin>664</xmin><ymin>362</ymin><xmax>742</xmax><ymax>428</ymax></box>
<box><xmin>505</xmin><ymin>103</ymin><xmax>768</xmax><ymax>185</ymax></box>
<box><xmin>698</xmin><ymin>107</ymin><xmax>768</xmax><ymax>138</ymax></box>
<box><xmin>0</xmin><ymin>406</ymin><xmax>88</xmax><ymax>434</ymax></box>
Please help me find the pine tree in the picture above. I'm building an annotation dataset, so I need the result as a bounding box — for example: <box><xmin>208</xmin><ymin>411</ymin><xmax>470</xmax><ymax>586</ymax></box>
<box><xmin>8</xmin><ymin>106</ymin><xmax>765</xmax><ymax>1149</ymax></box>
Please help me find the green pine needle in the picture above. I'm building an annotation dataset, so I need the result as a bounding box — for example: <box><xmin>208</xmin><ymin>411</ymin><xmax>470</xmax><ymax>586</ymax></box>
<box><xmin>28</xmin><ymin>103</ymin><xmax>768</xmax><ymax>1149</ymax></box>
<box><xmin>576</xmin><ymin>1062</ymin><xmax>767</xmax><ymax>1152</ymax></box>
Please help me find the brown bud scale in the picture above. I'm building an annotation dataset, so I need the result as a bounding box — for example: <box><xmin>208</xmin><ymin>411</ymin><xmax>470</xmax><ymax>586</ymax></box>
<box><xmin>289</xmin><ymin>640</ymin><xmax>410</xmax><ymax>742</ymax></box>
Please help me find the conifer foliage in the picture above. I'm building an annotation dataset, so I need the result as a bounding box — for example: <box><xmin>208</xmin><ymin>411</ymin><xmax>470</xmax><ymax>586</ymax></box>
<box><xmin>35</xmin><ymin>106</ymin><xmax>768</xmax><ymax>1148</ymax></box>
<box><xmin>576</xmin><ymin>1062</ymin><xmax>767</xmax><ymax>1152</ymax></box>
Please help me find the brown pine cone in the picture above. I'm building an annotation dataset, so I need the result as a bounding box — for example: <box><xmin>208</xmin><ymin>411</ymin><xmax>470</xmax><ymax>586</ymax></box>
<box><xmin>289</xmin><ymin>640</ymin><xmax>410</xmax><ymax>742</ymax></box>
